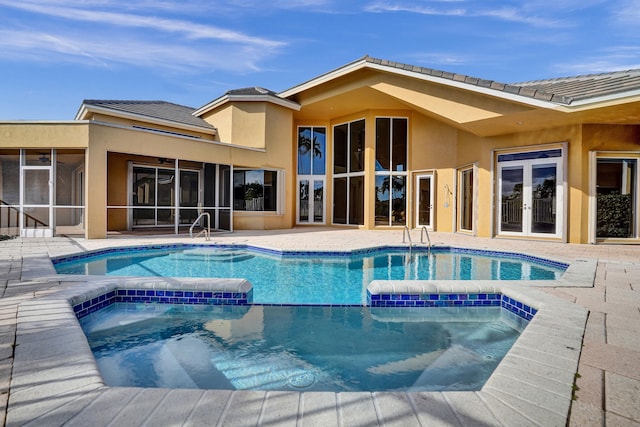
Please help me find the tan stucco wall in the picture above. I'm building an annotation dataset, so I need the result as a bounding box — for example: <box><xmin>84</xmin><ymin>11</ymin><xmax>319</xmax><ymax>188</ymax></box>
<box><xmin>410</xmin><ymin>114</ymin><xmax>458</xmax><ymax>232</ymax></box>
<box><xmin>201</xmin><ymin>103</ymin><xmax>273</xmax><ymax>150</ymax></box>
<box><xmin>0</xmin><ymin>123</ymin><xmax>89</xmax><ymax>148</ymax></box>
<box><xmin>460</xmin><ymin>125</ymin><xmax>581</xmax><ymax>241</ymax></box>
<box><xmin>85</xmin><ymin>105</ymin><xmax>294</xmax><ymax>237</ymax></box>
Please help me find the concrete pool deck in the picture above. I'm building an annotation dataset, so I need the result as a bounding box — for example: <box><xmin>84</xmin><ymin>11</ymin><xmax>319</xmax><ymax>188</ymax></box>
<box><xmin>0</xmin><ymin>228</ymin><xmax>639</xmax><ymax>426</ymax></box>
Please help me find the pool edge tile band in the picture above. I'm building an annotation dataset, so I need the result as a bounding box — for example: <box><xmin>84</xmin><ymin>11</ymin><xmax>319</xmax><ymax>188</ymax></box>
<box><xmin>51</xmin><ymin>243</ymin><xmax>569</xmax><ymax>271</ymax></box>
<box><xmin>73</xmin><ymin>286</ymin><xmax>535</xmax><ymax>322</ymax></box>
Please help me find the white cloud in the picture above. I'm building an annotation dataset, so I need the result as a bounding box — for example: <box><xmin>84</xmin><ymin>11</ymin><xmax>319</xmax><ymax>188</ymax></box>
<box><xmin>365</xmin><ymin>1</ymin><xmax>569</xmax><ymax>27</ymax></box>
<box><xmin>0</xmin><ymin>1</ymin><xmax>284</xmax><ymax>48</ymax></box>
<box><xmin>364</xmin><ymin>1</ymin><xmax>465</xmax><ymax>16</ymax></box>
<box><xmin>0</xmin><ymin>28</ymin><xmax>275</xmax><ymax>73</ymax></box>
<box><xmin>552</xmin><ymin>47</ymin><xmax>640</xmax><ymax>75</ymax></box>
<box><xmin>613</xmin><ymin>0</ymin><xmax>640</xmax><ymax>24</ymax></box>
<box><xmin>0</xmin><ymin>0</ymin><xmax>287</xmax><ymax>73</ymax></box>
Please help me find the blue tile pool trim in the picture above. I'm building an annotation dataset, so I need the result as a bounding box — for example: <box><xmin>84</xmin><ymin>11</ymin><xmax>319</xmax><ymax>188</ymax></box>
<box><xmin>73</xmin><ymin>288</ymin><xmax>252</xmax><ymax>319</ymax></box>
<box><xmin>52</xmin><ymin>243</ymin><xmax>569</xmax><ymax>271</ymax></box>
<box><xmin>73</xmin><ymin>288</ymin><xmax>535</xmax><ymax>322</ymax></box>
<box><xmin>367</xmin><ymin>291</ymin><xmax>537</xmax><ymax>321</ymax></box>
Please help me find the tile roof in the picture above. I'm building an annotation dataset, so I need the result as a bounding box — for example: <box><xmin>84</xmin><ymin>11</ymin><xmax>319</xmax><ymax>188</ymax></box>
<box><xmin>362</xmin><ymin>56</ymin><xmax>640</xmax><ymax>105</ymax></box>
<box><xmin>514</xmin><ymin>69</ymin><xmax>640</xmax><ymax>104</ymax></box>
<box><xmin>226</xmin><ymin>87</ymin><xmax>279</xmax><ymax>97</ymax></box>
<box><xmin>82</xmin><ymin>100</ymin><xmax>215</xmax><ymax>129</ymax></box>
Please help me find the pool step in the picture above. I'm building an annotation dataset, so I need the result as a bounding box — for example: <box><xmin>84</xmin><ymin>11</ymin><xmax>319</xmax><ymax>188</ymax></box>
<box><xmin>181</xmin><ymin>249</ymin><xmax>254</xmax><ymax>262</ymax></box>
<box><xmin>208</xmin><ymin>350</ymin><xmax>324</xmax><ymax>390</ymax></box>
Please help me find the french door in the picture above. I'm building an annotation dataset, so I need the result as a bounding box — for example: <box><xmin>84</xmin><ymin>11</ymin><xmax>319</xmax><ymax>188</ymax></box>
<box><xmin>415</xmin><ymin>174</ymin><xmax>434</xmax><ymax>229</ymax></box>
<box><xmin>298</xmin><ymin>179</ymin><xmax>325</xmax><ymax>224</ymax></box>
<box><xmin>297</xmin><ymin>126</ymin><xmax>326</xmax><ymax>224</ymax></box>
<box><xmin>498</xmin><ymin>155</ymin><xmax>563</xmax><ymax>238</ymax></box>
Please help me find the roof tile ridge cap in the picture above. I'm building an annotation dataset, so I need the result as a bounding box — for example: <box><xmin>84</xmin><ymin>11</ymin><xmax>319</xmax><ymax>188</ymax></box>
<box><xmin>372</xmin><ymin>58</ymin><xmax>573</xmax><ymax>104</ymax></box>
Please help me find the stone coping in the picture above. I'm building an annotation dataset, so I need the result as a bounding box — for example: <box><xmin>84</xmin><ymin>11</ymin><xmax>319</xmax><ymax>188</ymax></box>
<box><xmin>7</xmin><ymin>277</ymin><xmax>587</xmax><ymax>426</ymax></box>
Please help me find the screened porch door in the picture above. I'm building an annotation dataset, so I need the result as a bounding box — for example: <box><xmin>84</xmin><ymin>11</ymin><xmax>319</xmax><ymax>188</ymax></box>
<box><xmin>21</xmin><ymin>165</ymin><xmax>53</xmax><ymax>237</ymax></box>
<box><xmin>498</xmin><ymin>158</ymin><xmax>562</xmax><ymax>238</ymax></box>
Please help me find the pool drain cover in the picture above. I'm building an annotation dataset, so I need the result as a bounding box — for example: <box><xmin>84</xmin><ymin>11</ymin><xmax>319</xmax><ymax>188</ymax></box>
<box><xmin>288</xmin><ymin>372</ymin><xmax>316</xmax><ymax>389</ymax></box>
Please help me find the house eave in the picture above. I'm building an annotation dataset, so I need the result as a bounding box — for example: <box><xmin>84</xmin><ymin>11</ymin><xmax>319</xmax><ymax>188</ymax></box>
<box><xmin>560</xmin><ymin>89</ymin><xmax>640</xmax><ymax>109</ymax></box>
<box><xmin>278</xmin><ymin>58</ymin><xmax>565</xmax><ymax>110</ymax></box>
<box><xmin>75</xmin><ymin>104</ymin><xmax>217</xmax><ymax>135</ymax></box>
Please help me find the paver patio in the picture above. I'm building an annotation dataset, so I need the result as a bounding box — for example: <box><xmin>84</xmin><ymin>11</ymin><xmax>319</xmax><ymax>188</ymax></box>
<box><xmin>0</xmin><ymin>228</ymin><xmax>638</xmax><ymax>426</ymax></box>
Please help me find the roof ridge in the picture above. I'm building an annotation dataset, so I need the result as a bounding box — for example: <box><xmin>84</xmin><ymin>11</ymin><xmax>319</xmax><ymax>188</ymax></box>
<box><xmin>362</xmin><ymin>55</ymin><xmax>573</xmax><ymax>105</ymax></box>
<box><xmin>83</xmin><ymin>99</ymin><xmax>197</xmax><ymax>109</ymax></box>
<box><xmin>81</xmin><ymin>99</ymin><xmax>215</xmax><ymax>130</ymax></box>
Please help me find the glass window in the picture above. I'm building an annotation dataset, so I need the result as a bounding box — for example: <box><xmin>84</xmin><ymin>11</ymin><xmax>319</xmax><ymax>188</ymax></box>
<box><xmin>133</xmin><ymin>167</ymin><xmax>156</xmax><ymax>207</ymax></box>
<box><xmin>459</xmin><ymin>168</ymin><xmax>474</xmax><ymax>231</ymax></box>
<box><xmin>375</xmin><ymin>118</ymin><xmax>408</xmax><ymax>226</ymax></box>
<box><xmin>350</xmin><ymin>120</ymin><xmax>365</xmax><ymax>173</ymax></box>
<box><xmin>375</xmin><ymin>175</ymin><xmax>389</xmax><ymax>226</ymax></box>
<box><xmin>392</xmin><ymin>176</ymin><xmax>406</xmax><ymax>226</ymax></box>
<box><xmin>334</xmin><ymin>124</ymin><xmax>348</xmax><ymax>174</ymax></box>
<box><xmin>333</xmin><ymin>177</ymin><xmax>347</xmax><ymax>224</ymax></box>
<box><xmin>233</xmin><ymin>169</ymin><xmax>278</xmax><ymax>212</ymax></box>
<box><xmin>375</xmin><ymin>118</ymin><xmax>390</xmax><ymax>171</ymax></box>
<box><xmin>597</xmin><ymin>159</ymin><xmax>637</xmax><ymax>238</ymax></box>
<box><xmin>219</xmin><ymin>165</ymin><xmax>231</xmax><ymax>208</ymax></box>
<box><xmin>392</xmin><ymin>119</ymin><xmax>408</xmax><ymax>172</ymax></box>
<box><xmin>0</xmin><ymin>150</ymin><xmax>20</xmax><ymax>205</ymax></box>
<box><xmin>312</xmin><ymin>128</ymin><xmax>326</xmax><ymax>175</ymax></box>
<box><xmin>297</xmin><ymin>127</ymin><xmax>326</xmax><ymax>225</ymax></box>
<box><xmin>349</xmin><ymin>175</ymin><xmax>364</xmax><ymax>225</ymax></box>
<box><xmin>299</xmin><ymin>180</ymin><xmax>309</xmax><ymax>222</ymax></box>
<box><xmin>333</xmin><ymin>120</ymin><xmax>366</xmax><ymax>226</ymax></box>
<box><xmin>298</xmin><ymin>127</ymin><xmax>312</xmax><ymax>175</ymax></box>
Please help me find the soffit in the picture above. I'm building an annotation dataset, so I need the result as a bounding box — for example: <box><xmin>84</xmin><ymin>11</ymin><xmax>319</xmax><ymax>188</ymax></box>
<box><xmin>292</xmin><ymin>66</ymin><xmax>640</xmax><ymax>137</ymax></box>
<box><xmin>292</xmin><ymin>68</ymin><xmax>536</xmax><ymax>128</ymax></box>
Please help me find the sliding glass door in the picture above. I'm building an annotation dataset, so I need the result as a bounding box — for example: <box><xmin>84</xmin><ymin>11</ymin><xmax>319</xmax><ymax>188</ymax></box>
<box><xmin>596</xmin><ymin>158</ymin><xmax>637</xmax><ymax>239</ymax></box>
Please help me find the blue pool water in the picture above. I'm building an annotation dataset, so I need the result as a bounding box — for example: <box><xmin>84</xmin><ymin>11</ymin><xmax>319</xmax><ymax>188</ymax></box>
<box><xmin>80</xmin><ymin>303</ymin><xmax>525</xmax><ymax>392</ymax></box>
<box><xmin>55</xmin><ymin>246</ymin><xmax>566</xmax><ymax>305</ymax></box>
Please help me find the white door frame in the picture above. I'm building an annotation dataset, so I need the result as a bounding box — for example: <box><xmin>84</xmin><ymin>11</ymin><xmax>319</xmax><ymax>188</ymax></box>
<box><xmin>414</xmin><ymin>173</ymin><xmax>434</xmax><ymax>229</ymax></box>
<box><xmin>19</xmin><ymin>150</ymin><xmax>53</xmax><ymax>237</ymax></box>
<box><xmin>296</xmin><ymin>177</ymin><xmax>326</xmax><ymax>225</ymax></box>
<box><xmin>497</xmin><ymin>156</ymin><xmax>563</xmax><ymax>238</ymax></box>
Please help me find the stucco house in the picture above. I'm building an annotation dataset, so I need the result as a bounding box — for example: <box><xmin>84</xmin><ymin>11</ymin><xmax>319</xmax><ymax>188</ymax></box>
<box><xmin>1</xmin><ymin>56</ymin><xmax>639</xmax><ymax>243</ymax></box>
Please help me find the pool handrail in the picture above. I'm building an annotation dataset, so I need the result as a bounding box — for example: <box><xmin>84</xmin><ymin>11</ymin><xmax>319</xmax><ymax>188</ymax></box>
<box><xmin>421</xmin><ymin>225</ymin><xmax>432</xmax><ymax>256</ymax></box>
<box><xmin>189</xmin><ymin>212</ymin><xmax>211</xmax><ymax>241</ymax></box>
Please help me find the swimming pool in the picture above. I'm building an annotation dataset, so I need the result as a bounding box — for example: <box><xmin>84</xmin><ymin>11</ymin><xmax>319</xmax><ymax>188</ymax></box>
<box><xmin>54</xmin><ymin>245</ymin><xmax>567</xmax><ymax>305</ymax></box>
<box><xmin>79</xmin><ymin>302</ymin><xmax>526</xmax><ymax>392</ymax></box>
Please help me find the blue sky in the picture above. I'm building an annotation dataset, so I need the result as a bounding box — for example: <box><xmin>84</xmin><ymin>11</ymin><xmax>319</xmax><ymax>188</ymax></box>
<box><xmin>1</xmin><ymin>0</ymin><xmax>638</xmax><ymax>120</ymax></box>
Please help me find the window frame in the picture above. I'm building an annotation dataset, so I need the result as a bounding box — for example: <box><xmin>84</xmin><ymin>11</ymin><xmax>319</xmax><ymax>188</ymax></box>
<box><xmin>456</xmin><ymin>164</ymin><xmax>477</xmax><ymax>234</ymax></box>
<box><xmin>332</xmin><ymin>118</ymin><xmax>366</xmax><ymax>226</ymax></box>
<box><xmin>233</xmin><ymin>168</ymin><xmax>282</xmax><ymax>213</ymax></box>
<box><xmin>374</xmin><ymin>117</ymin><xmax>408</xmax><ymax>227</ymax></box>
